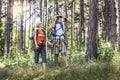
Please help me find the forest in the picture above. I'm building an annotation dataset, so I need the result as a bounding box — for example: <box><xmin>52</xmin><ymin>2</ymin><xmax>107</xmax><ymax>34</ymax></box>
<box><xmin>0</xmin><ymin>0</ymin><xmax>120</xmax><ymax>80</ymax></box>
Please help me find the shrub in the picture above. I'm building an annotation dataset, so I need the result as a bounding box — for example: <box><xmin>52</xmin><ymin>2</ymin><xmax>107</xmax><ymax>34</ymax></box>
<box><xmin>97</xmin><ymin>41</ymin><xmax>114</xmax><ymax>62</ymax></box>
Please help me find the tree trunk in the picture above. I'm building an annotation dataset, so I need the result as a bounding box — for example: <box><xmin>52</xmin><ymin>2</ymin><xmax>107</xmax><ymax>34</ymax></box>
<box><xmin>40</xmin><ymin>0</ymin><xmax>43</xmax><ymax>21</ymax></box>
<box><xmin>85</xmin><ymin>0</ymin><xmax>98</xmax><ymax>61</ymax></box>
<box><xmin>0</xmin><ymin>0</ymin><xmax>2</xmax><ymax>20</ymax></box>
<box><xmin>4</xmin><ymin>1</ymin><xmax>7</xmax><ymax>55</ymax></box>
<box><xmin>109</xmin><ymin>0</ymin><xmax>117</xmax><ymax>49</ymax></box>
<box><xmin>4</xmin><ymin>0</ymin><xmax>14</xmax><ymax>55</ymax></box>
<box><xmin>19</xmin><ymin>0</ymin><xmax>24</xmax><ymax>53</ymax></box>
<box><xmin>71</xmin><ymin>0</ymin><xmax>75</xmax><ymax>48</ymax></box>
<box><xmin>44</xmin><ymin>0</ymin><xmax>48</xmax><ymax>54</ymax></box>
<box><xmin>0</xmin><ymin>0</ymin><xmax>3</xmax><ymax>55</ymax></box>
<box><xmin>118</xmin><ymin>0</ymin><xmax>120</xmax><ymax>49</ymax></box>
<box><xmin>79</xmin><ymin>0</ymin><xmax>85</xmax><ymax>48</ymax></box>
<box><xmin>64</xmin><ymin>0</ymin><xmax>68</xmax><ymax>47</ymax></box>
<box><xmin>103</xmin><ymin>0</ymin><xmax>110</xmax><ymax>42</ymax></box>
<box><xmin>54</xmin><ymin>0</ymin><xmax>59</xmax><ymax>15</ymax></box>
<box><xmin>65</xmin><ymin>0</ymin><xmax>68</xmax><ymax>18</ymax></box>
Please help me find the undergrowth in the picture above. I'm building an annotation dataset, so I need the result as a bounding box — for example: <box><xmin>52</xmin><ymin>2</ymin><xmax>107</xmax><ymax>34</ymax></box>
<box><xmin>0</xmin><ymin>42</ymin><xmax>120</xmax><ymax>80</ymax></box>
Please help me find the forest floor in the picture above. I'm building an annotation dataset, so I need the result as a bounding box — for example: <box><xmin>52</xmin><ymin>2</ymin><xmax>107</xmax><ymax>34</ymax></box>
<box><xmin>0</xmin><ymin>48</ymin><xmax>120</xmax><ymax>80</ymax></box>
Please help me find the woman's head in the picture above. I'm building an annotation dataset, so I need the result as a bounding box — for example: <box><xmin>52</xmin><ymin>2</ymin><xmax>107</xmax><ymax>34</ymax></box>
<box><xmin>36</xmin><ymin>21</ymin><xmax>43</xmax><ymax>29</ymax></box>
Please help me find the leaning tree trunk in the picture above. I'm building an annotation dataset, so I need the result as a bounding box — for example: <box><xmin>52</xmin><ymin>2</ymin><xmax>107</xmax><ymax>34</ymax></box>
<box><xmin>109</xmin><ymin>0</ymin><xmax>117</xmax><ymax>49</ymax></box>
<box><xmin>79</xmin><ymin>0</ymin><xmax>85</xmax><ymax>48</ymax></box>
<box><xmin>118</xmin><ymin>0</ymin><xmax>120</xmax><ymax>50</ymax></box>
<box><xmin>85</xmin><ymin>0</ymin><xmax>98</xmax><ymax>61</ymax></box>
<box><xmin>4</xmin><ymin>0</ymin><xmax>14</xmax><ymax>55</ymax></box>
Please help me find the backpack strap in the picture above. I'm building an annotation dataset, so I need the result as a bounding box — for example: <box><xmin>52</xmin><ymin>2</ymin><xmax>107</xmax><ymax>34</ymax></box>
<box><xmin>55</xmin><ymin>22</ymin><xmax>64</xmax><ymax>32</ymax></box>
<box><xmin>59</xmin><ymin>22</ymin><xmax>63</xmax><ymax>30</ymax></box>
<box><xmin>42</xmin><ymin>29</ymin><xmax>46</xmax><ymax>35</ymax></box>
<box><xmin>36</xmin><ymin>29</ymin><xmax>39</xmax><ymax>40</ymax></box>
<box><xmin>51</xmin><ymin>22</ymin><xmax>64</xmax><ymax>37</ymax></box>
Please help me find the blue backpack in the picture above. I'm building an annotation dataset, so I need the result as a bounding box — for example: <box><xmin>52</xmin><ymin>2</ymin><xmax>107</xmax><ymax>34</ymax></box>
<box><xmin>50</xmin><ymin>22</ymin><xmax>64</xmax><ymax>37</ymax></box>
<box><xmin>28</xmin><ymin>35</ymin><xmax>34</xmax><ymax>40</ymax></box>
<box><xmin>28</xmin><ymin>29</ymin><xmax>39</xmax><ymax>40</ymax></box>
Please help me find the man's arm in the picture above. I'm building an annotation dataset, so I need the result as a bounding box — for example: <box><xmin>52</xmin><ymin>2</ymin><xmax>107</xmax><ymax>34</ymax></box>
<box><xmin>62</xmin><ymin>16</ymin><xmax>71</xmax><ymax>26</ymax></box>
<box><xmin>52</xmin><ymin>17</ymin><xmax>57</xmax><ymax>28</ymax></box>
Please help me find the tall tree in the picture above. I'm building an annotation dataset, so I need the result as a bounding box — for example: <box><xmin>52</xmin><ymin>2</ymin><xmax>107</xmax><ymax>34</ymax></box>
<box><xmin>19</xmin><ymin>0</ymin><xmax>24</xmax><ymax>53</ymax></box>
<box><xmin>71</xmin><ymin>0</ymin><xmax>75</xmax><ymax>48</ymax></box>
<box><xmin>4</xmin><ymin>0</ymin><xmax>14</xmax><ymax>55</ymax></box>
<box><xmin>64</xmin><ymin>0</ymin><xmax>68</xmax><ymax>18</ymax></box>
<box><xmin>0</xmin><ymin>0</ymin><xmax>4</xmax><ymax>55</ymax></box>
<box><xmin>0</xmin><ymin>0</ymin><xmax>2</xmax><ymax>20</ymax></box>
<box><xmin>118</xmin><ymin>0</ymin><xmax>120</xmax><ymax>49</ymax></box>
<box><xmin>102</xmin><ymin>0</ymin><xmax>111</xmax><ymax>42</ymax></box>
<box><xmin>85</xmin><ymin>0</ymin><xmax>98</xmax><ymax>61</ymax></box>
<box><xmin>109</xmin><ymin>0</ymin><xmax>117</xmax><ymax>49</ymax></box>
<box><xmin>64</xmin><ymin>0</ymin><xmax>68</xmax><ymax>47</ymax></box>
<box><xmin>54</xmin><ymin>0</ymin><xmax>59</xmax><ymax>15</ymax></box>
<box><xmin>40</xmin><ymin>0</ymin><xmax>43</xmax><ymax>21</ymax></box>
<box><xmin>79</xmin><ymin>0</ymin><xmax>85</xmax><ymax>48</ymax></box>
<box><xmin>44</xmin><ymin>0</ymin><xmax>48</xmax><ymax>52</ymax></box>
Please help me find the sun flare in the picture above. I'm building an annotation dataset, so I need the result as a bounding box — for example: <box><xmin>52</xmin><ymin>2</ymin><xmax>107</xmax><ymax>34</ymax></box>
<box><xmin>13</xmin><ymin>3</ymin><xmax>25</xmax><ymax>18</ymax></box>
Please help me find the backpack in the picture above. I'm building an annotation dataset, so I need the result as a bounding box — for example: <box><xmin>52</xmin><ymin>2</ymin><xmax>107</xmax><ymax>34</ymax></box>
<box><xmin>36</xmin><ymin>29</ymin><xmax>46</xmax><ymax>45</ymax></box>
<box><xmin>28</xmin><ymin>29</ymin><xmax>45</xmax><ymax>41</ymax></box>
<box><xmin>50</xmin><ymin>22</ymin><xmax>64</xmax><ymax>37</ymax></box>
<box><xmin>28</xmin><ymin>35</ymin><xmax>34</xmax><ymax>40</ymax></box>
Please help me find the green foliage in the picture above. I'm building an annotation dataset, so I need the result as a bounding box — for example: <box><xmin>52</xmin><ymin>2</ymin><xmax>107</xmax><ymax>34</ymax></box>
<box><xmin>97</xmin><ymin>41</ymin><xmax>114</xmax><ymax>62</ymax></box>
<box><xmin>1</xmin><ymin>57</ymin><xmax>120</xmax><ymax>80</ymax></box>
<box><xmin>0</xmin><ymin>20</ymin><xmax>4</xmax><ymax>55</ymax></box>
<box><xmin>0</xmin><ymin>42</ymin><xmax>119</xmax><ymax>80</ymax></box>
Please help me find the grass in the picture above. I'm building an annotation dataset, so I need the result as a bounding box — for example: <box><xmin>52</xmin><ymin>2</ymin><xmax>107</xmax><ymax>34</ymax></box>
<box><xmin>1</xmin><ymin>60</ymin><xmax>120</xmax><ymax>80</ymax></box>
<box><xmin>0</xmin><ymin>46</ymin><xmax>120</xmax><ymax>80</ymax></box>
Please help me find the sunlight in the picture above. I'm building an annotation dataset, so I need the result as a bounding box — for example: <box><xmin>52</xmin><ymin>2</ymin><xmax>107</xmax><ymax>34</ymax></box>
<box><xmin>13</xmin><ymin>3</ymin><xmax>24</xmax><ymax>18</ymax></box>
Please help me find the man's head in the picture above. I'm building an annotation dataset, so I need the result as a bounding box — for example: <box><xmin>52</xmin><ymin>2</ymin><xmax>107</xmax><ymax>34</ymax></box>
<box><xmin>55</xmin><ymin>15</ymin><xmax>63</xmax><ymax>23</ymax></box>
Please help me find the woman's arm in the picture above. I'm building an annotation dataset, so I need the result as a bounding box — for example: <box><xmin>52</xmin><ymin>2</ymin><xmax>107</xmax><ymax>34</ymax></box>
<box><xmin>34</xmin><ymin>30</ymin><xmax>39</xmax><ymax>49</ymax></box>
<box><xmin>46</xmin><ymin>37</ymin><xmax>52</xmax><ymax>46</ymax></box>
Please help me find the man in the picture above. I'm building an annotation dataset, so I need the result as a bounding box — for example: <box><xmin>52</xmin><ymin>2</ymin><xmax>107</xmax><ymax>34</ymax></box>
<box><xmin>52</xmin><ymin>15</ymin><xmax>71</xmax><ymax>67</ymax></box>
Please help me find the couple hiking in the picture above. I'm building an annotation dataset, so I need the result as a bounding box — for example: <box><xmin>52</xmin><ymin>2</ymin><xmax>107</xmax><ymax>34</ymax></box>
<box><xmin>33</xmin><ymin>15</ymin><xmax>71</xmax><ymax>69</ymax></box>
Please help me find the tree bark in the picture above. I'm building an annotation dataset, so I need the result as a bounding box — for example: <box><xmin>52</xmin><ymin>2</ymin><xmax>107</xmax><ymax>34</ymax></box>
<box><xmin>64</xmin><ymin>0</ymin><xmax>68</xmax><ymax>46</ymax></box>
<box><xmin>19</xmin><ymin>0</ymin><xmax>24</xmax><ymax>53</ymax></box>
<box><xmin>71</xmin><ymin>0</ymin><xmax>75</xmax><ymax>48</ymax></box>
<box><xmin>0</xmin><ymin>0</ymin><xmax>2</xmax><ymax>20</ymax></box>
<box><xmin>54</xmin><ymin>0</ymin><xmax>59</xmax><ymax>15</ymax></box>
<box><xmin>85</xmin><ymin>0</ymin><xmax>98</xmax><ymax>61</ymax></box>
<box><xmin>0</xmin><ymin>0</ymin><xmax>3</xmax><ymax>55</ymax></box>
<box><xmin>4</xmin><ymin>0</ymin><xmax>14</xmax><ymax>55</ymax></box>
<box><xmin>102</xmin><ymin>0</ymin><xmax>111</xmax><ymax>42</ymax></box>
<box><xmin>79</xmin><ymin>0</ymin><xmax>85</xmax><ymax>48</ymax></box>
<box><xmin>109</xmin><ymin>0</ymin><xmax>117</xmax><ymax>49</ymax></box>
<box><xmin>40</xmin><ymin>0</ymin><xmax>43</xmax><ymax>21</ymax></box>
<box><xmin>118</xmin><ymin>0</ymin><xmax>120</xmax><ymax>49</ymax></box>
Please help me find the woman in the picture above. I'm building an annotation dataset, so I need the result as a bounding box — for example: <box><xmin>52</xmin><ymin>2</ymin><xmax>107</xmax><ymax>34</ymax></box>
<box><xmin>34</xmin><ymin>21</ymin><xmax>50</xmax><ymax>69</ymax></box>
